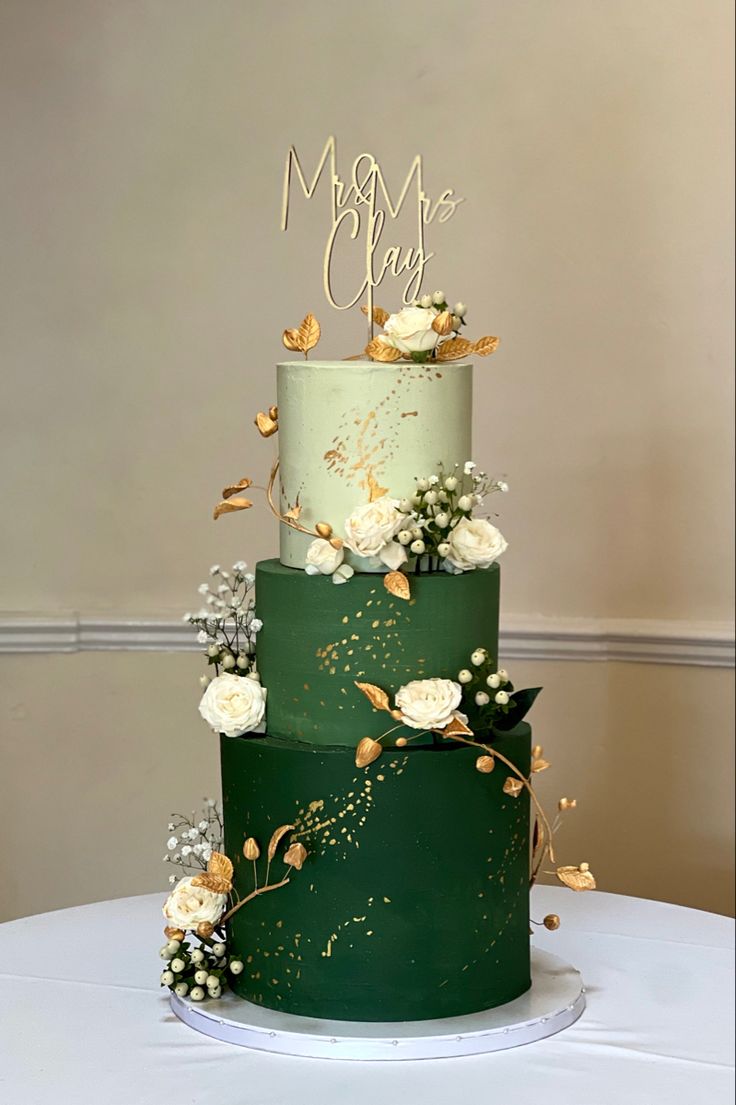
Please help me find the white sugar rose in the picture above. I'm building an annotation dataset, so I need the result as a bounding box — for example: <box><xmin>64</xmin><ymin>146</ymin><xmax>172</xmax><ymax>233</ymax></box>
<box><xmin>445</xmin><ymin>518</ymin><xmax>508</xmax><ymax>572</ymax></box>
<box><xmin>395</xmin><ymin>677</ymin><xmax>465</xmax><ymax>731</ymax></box>
<box><xmin>198</xmin><ymin>672</ymin><xmax>266</xmax><ymax>737</ymax></box>
<box><xmin>163</xmin><ymin>876</ymin><xmax>226</xmax><ymax>931</ymax></box>
<box><xmin>383</xmin><ymin>306</ymin><xmax>440</xmax><ymax>354</ymax></box>
<box><xmin>305</xmin><ymin>537</ymin><xmax>344</xmax><ymax>576</ymax></box>
<box><xmin>343</xmin><ymin>496</ymin><xmax>409</xmax><ymax>570</ymax></box>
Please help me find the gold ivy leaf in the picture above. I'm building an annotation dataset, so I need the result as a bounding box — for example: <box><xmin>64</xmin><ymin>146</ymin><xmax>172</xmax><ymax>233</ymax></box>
<box><xmin>441</xmin><ymin>715</ymin><xmax>474</xmax><ymax>738</ymax></box>
<box><xmin>431</xmin><ymin>310</ymin><xmax>454</xmax><ymax>336</ymax></box>
<box><xmin>298</xmin><ymin>313</ymin><xmax>321</xmax><ymax>356</ymax></box>
<box><xmin>532</xmin><ymin>757</ymin><xmax>551</xmax><ymax>773</ymax></box>
<box><xmin>191</xmin><ymin>850</ymin><xmax>233</xmax><ymax>894</ymax></box>
<box><xmin>284</xmin><ymin>503</ymin><xmax>302</xmax><ymax>520</ymax></box>
<box><xmin>213</xmin><ymin>497</ymin><xmax>253</xmax><ymax>520</ymax></box>
<box><xmin>475</xmin><ymin>754</ymin><xmax>495</xmax><ymax>774</ymax></box>
<box><xmin>354</xmin><ymin>681</ymin><xmax>391</xmax><ymax>712</ymax></box>
<box><xmin>267</xmin><ymin>824</ymin><xmax>295</xmax><ymax>862</ymax></box>
<box><xmin>282</xmin><ymin>328</ymin><xmax>302</xmax><ymax>352</ymax></box>
<box><xmin>384</xmin><ymin>571</ymin><xmax>411</xmax><ymax>600</ymax></box>
<box><xmin>503</xmin><ymin>777</ymin><xmax>524</xmax><ymax>798</ymax></box>
<box><xmin>558</xmin><ymin>797</ymin><xmax>577</xmax><ymax>811</ymax></box>
<box><xmin>355</xmin><ymin>737</ymin><xmax>383</xmax><ymax>768</ymax></box>
<box><xmin>222</xmin><ymin>478</ymin><xmax>253</xmax><ymax>500</ymax></box>
<box><xmin>283</xmin><ymin>842</ymin><xmax>308</xmax><ymax>870</ymax></box>
<box><xmin>556</xmin><ymin>864</ymin><xmax>596</xmax><ymax>892</ymax></box>
<box><xmin>365</xmin><ymin>337</ymin><xmax>402</xmax><ymax>363</ymax></box>
<box><xmin>435</xmin><ymin>337</ymin><xmax>474</xmax><ymax>362</ymax></box>
<box><xmin>243</xmin><ymin>837</ymin><xmax>260</xmax><ymax>860</ymax></box>
<box><xmin>361</xmin><ymin>304</ymin><xmax>390</xmax><ymax>327</ymax></box>
<box><xmin>473</xmin><ymin>335</ymin><xmax>500</xmax><ymax>357</ymax></box>
<box><xmin>255</xmin><ymin>411</ymin><xmax>278</xmax><ymax>437</ymax></box>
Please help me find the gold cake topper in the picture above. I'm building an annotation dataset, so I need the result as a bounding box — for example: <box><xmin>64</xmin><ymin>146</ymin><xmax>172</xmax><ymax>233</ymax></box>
<box><xmin>282</xmin><ymin>135</ymin><xmax>463</xmax><ymax>340</ymax></box>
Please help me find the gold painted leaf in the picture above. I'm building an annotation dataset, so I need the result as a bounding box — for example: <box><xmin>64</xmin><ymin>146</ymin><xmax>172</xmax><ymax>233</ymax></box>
<box><xmin>384</xmin><ymin>571</ymin><xmax>411</xmax><ymax>601</ymax></box>
<box><xmin>354</xmin><ymin>681</ymin><xmax>391</xmax><ymax>712</ymax></box>
<box><xmin>222</xmin><ymin>478</ymin><xmax>253</xmax><ymax>499</ymax></box>
<box><xmin>192</xmin><ymin>872</ymin><xmax>231</xmax><ymax>894</ymax></box>
<box><xmin>532</xmin><ymin>757</ymin><xmax>551</xmax><ymax>773</ymax></box>
<box><xmin>475</xmin><ymin>754</ymin><xmax>495</xmax><ymax>774</ymax></box>
<box><xmin>284</xmin><ymin>503</ymin><xmax>302</xmax><ymax>520</ymax></box>
<box><xmin>255</xmin><ymin>411</ymin><xmax>278</xmax><ymax>437</ymax></box>
<box><xmin>435</xmin><ymin>337</ymin><xmax>474</xmax><ymax>362</ymax></box>
<box><xmin>282</xmin><ymin>327</ymin><xmax>302</xmax><ymax>352</ymax></box>
<box><xmin>355</xmin><ymin>737</ymin><xmax>383</xmax><ymax>768</ymax></box>
<box><xmin>298</xmin><ymin>313</ymin><xmax>321</xmax><ymax>354</ymax></box>
<box><xmin>315</xmin><ymin>521</ymin><xmax>333</xmax><ymax>538</ymax></box>
<box><xmin>556</xmin><ymin>864</ymin><xmax>596</xmax><ymax>892</ymax></box>
<box><xmin>365</xmin><ymin>337</ymin><xmax>402</xmax><ymax>363</ymax></box>
<box><xmin>209</xmin><ymin>851</ymin><xmax>233</xmax><ymax>882</ymax></box>
<box><xmin>213</xmin><ymin>497</ymin><xmax>253</xmax><ymax>520</ymax></box>
<box><xmin>367</xmin><ymin>472</ymin><xmax>389</xmax><ymax>502</ymax></box>
<box><xmin>267</xmin><ymin>824</ymin><xmax>295</xmax><ymax>862</ymax></box>
<box><xmin>361</xmin><ymin>305</ymin><xmax>390</xmax><ymax>327</ymax></box>
<box><xmin>283</xmin><ymin>842</ymin><xmax>308</xmax><ymax>870</ymax></box>
<box><xmin>441</xmin><ymin>715</ymin><xmax>474</xmax><ymax>738</ymax></box>
<box><xmin>502</xmin><ymin>777</ymin><xmax>524</xmax><ymax>798</ymax></box>
<box><xmin>558</xmin><ymin>797</ymin><xmax>577</xmax><ymax>811</ymax></box>
<box><xmin>268</xmin><ymin>405</ymin><xmax>278</xmax><ymax>420</ymax></box>
<box><xmin>431</xmin><ymin>310</ymin><xmax>454</xmax><ymax>336</ymax></box>
<box><xmin>473</xmin><ymin>335</ymin><xmax>500</xmax><ymax>357</ymax></box>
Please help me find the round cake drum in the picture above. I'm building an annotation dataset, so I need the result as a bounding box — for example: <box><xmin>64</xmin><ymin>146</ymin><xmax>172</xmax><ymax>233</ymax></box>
<box><xmin>170</xmin><ymin>949</ymin><xmax>585</xmax><ymax>1060</ymax></box>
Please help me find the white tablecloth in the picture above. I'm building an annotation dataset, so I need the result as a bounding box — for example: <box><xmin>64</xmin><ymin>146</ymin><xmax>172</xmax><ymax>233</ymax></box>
<box><xmin>0</xmin><ymin>887</ymin><xmax>733</xmax><ymax>1105</ymax></box>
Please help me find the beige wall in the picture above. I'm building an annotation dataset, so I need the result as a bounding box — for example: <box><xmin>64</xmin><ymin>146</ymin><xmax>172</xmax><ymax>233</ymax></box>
<box><xmin>0</xmin><ymin>0</ymin><xmax>733</xmax><ymax>921</ymax></box>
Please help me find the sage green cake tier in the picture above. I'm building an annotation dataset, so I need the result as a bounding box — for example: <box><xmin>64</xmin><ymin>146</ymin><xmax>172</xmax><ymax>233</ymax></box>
<box><xmin>256</xmin><ymin>558</ymin><xmax>500</xmax><ymax>746</ymax></box>
<box><xmin>277</xmin><ymin>360</ymin><xmax>472</xmax><ymax>570</ymax></box>
<box><xmin>221</xmin><ymin>728</ymin><xmax>531</xmax><ymax>1022</ymax></box>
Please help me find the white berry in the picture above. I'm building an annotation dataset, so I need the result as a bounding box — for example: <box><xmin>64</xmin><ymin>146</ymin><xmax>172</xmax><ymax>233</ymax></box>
<box><xmin>161</xmin><ymin>970</ymin><xmax>175</xmax><ymax>986</ymax></box>
<box><xmin>194</xmin><ymin>969</ymin><xmax>209</xmax><ymax>986</ymax></box>
<box><xmin>174</xmin><ymin>982</ymin><xmax>188</xmax><ymax>997</ymax></box>
<box><xmin>229</xmin><ymin>959</ymin><xmax>245</xmax><ymax>975</ymax></box>
<box><xmin>212</xmin><ymin>942</ymin><xmax>226</xmax><ymax>957</ymax></box>
<box><xmin>434</xmin><ymin>512</ymin><xmax>450</xmax><ymax>528</ymax></box>
<box><xmin>190</xmin><ymin>948</ymin><xmax>205</xmax><ymax>964</ymax></box>
<box><xmin>458</xmin><ymin>669</ymin><xmax>473</xmax><ymax>684</ymax></box>
<box><xmin>458</xmin><ymin>495</ymin><xmax>473</xmax><ymax>511</ymax></box>
<box><xmin>495</xmin><ymin>691</ymin><xmax>510</xmax><ymax>705</ymax></box>
<box><xmin>437</xmin><ymin>542</ymin><xmax>450</xmax><ymax>557</ymax></box>
<box><xmin>170</xmin><ymin>958</ymin><xmax>185</xmax><ymax>973</ymax></box>
<box><xmin>432</xmin><ymin>290</ymin><xmax>445</xmax><ymax>304</ymax></box>
<box><xmin>454</xmin><ymin>302</ymin><xmax>467</xmax><ymax>318</ymax></box>
<box><xmin>419</xmin><ymin>294</ymin><xmax>433</xmax><ymax>308</ymax></box>
<box><xmin>487</xmin><ymin>673</ymin><xmax>501</xmax><ymax>689</ymax></box>
<box><xmin>471</xmin><ymin>649</ymin><xmax>487</xmax><ymax>666</ymax></box>
<box><xmin>444</xmin><ymin>476</ymin><xmax>458</xmax><ymax>492</ymax></box>
<box><xmin>190</xmin><ymin>986</ymin><xmax>205</xmax><ymax>1002</ymax></box>
<box><xmin>497</xmin><ymin>669</ymin><xmax>509</xmax><ymax>683</ymax></box>
<box><xmin>475</xmin><ymin>691</ymin><xmax>490</xmax><ymax>706</ymax></box>
<box><xmin>410</xmin><ymin>539</ymin><xmax>426</xmax><ymax>555</ymax></box>
<box><xmin>424</xmin><ymin>490</ymin><xmax>438</xmax><ymax>506</ymax></box>
<box><xmin>398</xmin><ymin>529</ymin><xmax>413</xmax><ymax>545</ymax></box>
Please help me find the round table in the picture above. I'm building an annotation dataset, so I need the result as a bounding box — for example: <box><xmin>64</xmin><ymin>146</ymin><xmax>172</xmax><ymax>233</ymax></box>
<box><xmin>0</xmin><ymin>887</ymin><xmax>732</xmax><ymax>1105</ymax></box>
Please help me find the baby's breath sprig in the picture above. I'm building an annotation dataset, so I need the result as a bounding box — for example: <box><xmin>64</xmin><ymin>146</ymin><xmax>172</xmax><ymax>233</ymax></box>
<box><xmin>163</xmin><ymin>799</ymin><xmax>223</xmax><ymax>881</ymax></box>
<box><xmin>182</xmin><ymin>562</ymin><xmax>263</xmax><ymax>687</ymax></box>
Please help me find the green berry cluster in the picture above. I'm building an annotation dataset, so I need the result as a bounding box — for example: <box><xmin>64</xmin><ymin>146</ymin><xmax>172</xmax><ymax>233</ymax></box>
<box><xmin>159</xmin><ymin>935</ymin><xmax>244</xmax><ymax>1002</ymax></box>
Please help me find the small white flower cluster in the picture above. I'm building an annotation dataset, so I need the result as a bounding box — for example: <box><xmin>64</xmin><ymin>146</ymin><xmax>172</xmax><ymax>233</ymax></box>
<box><xmin>159</xmin><ymin>934</ymin><xmax>244</xmax><ymax>1002</ymax></box>
<box><xmin>455</xmin><ymin>648</ymin><xmax>517</xmax><ymax>727</ymax></box>
<box><xmin>183</xmin><ymin>563</ymin><xmax>262</xmax><ymax>689</ymax></box>
<box><xmin>163</xmin><ymin>801</ymin><xmax>223</xmax><ymax>878</ymax></box>
<box><xmin>393</xmin><ymin>462</ymin><xmax>508</xmax><ymax>572</ymax></box>
<box><xmin>378</xmin><ymin>293</ymin><xmax>467</xmax><ymax>363</ymax></box>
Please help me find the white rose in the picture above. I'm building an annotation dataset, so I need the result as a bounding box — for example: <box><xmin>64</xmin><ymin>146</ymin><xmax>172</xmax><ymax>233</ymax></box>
<box><xmin>445</xmin><ymin>518</ymin><xmax>508</xmax><ymax>571</ymax></box>
<box><xmin>343</xmin><ymin>496</ymin><xmax>409</xmax><ymax>570</ymax></box>
<box><xmin>162</xmin><ymin>876</ymin><xmax>226</xmax><ymax>931</ymax></box>
<box><xmin>198</xmin><ymin>672</ymin><xmax>266</xmax><ymax>737</ymax></box>
<box><xmin>395</xmin><ymin>678</ymin><xmax>465</xmax><ymax>731</ymax></box>
<box><xmin>383</xmin><ymin>306</ymin><xmax>440</xmax><ymax>354</ymax></box>
<box><xmin>305</xmin><ymin>537</ymin><xmax>344</xmax><ymax>576</ymax></box>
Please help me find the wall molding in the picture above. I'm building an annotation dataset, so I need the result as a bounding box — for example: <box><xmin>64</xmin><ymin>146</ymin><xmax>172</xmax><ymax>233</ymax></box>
<box><xmin>0</xmin><ymin>613</ymin><xmax>732</xmax><ymax>667</ymax></box>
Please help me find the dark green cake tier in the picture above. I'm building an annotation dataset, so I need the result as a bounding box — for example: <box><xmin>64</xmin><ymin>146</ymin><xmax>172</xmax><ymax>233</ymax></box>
<box><xmin>255</xmin><ymin>558</ymin><xmax>500</xmax><ymax>746</ymax></box>
<box><xmin>221</xmin><ymin>727</ymin><xmax>531</xmax><ymax>1022</ymax></box>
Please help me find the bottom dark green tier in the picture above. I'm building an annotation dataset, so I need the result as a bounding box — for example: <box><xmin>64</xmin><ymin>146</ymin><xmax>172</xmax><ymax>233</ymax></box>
<box><xmin>221</xmin><ymin>727</ymin><xmax>532</xmax><ymax>1022</ymax></box>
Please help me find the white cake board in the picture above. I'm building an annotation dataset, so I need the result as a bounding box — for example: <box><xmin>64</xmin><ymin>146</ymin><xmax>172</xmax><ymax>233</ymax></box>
<box><xmin>169</xmin><ymin>948</ymin><xmax>585</xmax><ymax>1060</ymax></box>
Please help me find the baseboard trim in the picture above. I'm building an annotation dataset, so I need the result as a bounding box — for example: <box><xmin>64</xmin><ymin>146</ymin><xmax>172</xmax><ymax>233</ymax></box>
<box><xmin>0</xmin><ymin>614</ymin><xmax>732</xmax><ymax>667</ymax></box>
